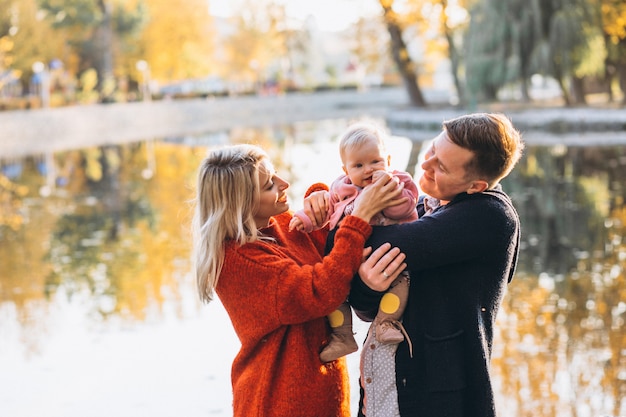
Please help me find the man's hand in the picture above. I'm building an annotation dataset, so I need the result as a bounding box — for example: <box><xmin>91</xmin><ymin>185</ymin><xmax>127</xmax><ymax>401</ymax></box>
<box><xmin>359</xmin><ymin>243</ymin><xmax>407</xmax><ymax>292</ymax></box>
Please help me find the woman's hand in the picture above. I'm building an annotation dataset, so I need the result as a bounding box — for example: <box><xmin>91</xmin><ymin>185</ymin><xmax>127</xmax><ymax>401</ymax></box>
<box><xmin>302</xmin><ymin>190</ymin><xmax>330</xmax><ymax>228</ymax></box>
<box><xmin>351</xmin><ymin>172</ymin><xmax>407</xmax><ymax>223</ymax></box>
<box><xmin>359</xmin><ymin>243</ymin><xmax>407</xmax><ymax>292</ymax></box>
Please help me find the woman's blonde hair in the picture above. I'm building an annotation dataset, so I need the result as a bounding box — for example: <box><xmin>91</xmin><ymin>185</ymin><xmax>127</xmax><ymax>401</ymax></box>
<box><xmin>192</xmin><ymin>144</ymin><xmax>267</xmax><ymax>303</ymax></box>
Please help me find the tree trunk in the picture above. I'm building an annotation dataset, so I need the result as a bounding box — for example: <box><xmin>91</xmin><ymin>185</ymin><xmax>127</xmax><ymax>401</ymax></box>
<box><xmin>555</xmin><ymin>72</ymin><xmax>572</xmax><ymax>107</ymax></box>
<box><xmin>604</xmin><ymin>63</ymin><xmax>615</xmax><ymax>102</ymax></box>
<box><xmin>617</xmin><ymin>38</ymin><xmax>626</xmax><ymax>106</ymax></box>
<box><xmin>439</xmin><ymin>0</ymin><xmax>464</xmax><ymax>105</ymax></box>
<box><xmin>603</xmin><ymin>33</ymin><xmax>615</xmax><ymax>102</ymax></box>
<box><xmin>570</xmin><ymin>75</ymin><xmax>587</xmax><ymax>105</ymax></box>
<box><xmin>520</xmin><ymin>75</ymin><xmax>531</xmax><ymax>102</ymax></box>
<box><xmin>380</xmin><ymin>0</ymin><xmax>427</xmax><ymax>107</ymax></box>
<box><xmin>618</xmin><ymin>63</ymin><xmax>626</xmax><ymax>106</ymax></box>
<box><xmin>405</xmin><ymin>142</ymin><xmax>423</xmax><ymax>178</ymax></box>
<box><xmin>95</xmin><ymin>0</ymin><xmax>115</xmax><ymax>101</ymax></box>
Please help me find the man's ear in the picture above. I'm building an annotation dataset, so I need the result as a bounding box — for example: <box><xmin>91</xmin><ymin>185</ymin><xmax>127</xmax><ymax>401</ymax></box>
<box><xmin>466</xmin><ymin>180</ymin><xmax>489</xmax><ymax>194</ymax></box>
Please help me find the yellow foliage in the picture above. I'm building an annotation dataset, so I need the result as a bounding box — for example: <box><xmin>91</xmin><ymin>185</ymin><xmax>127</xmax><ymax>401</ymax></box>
<box><xmin>84</xmin><ymin>147</ymin><xmax>103</xmax><ymax>181</ymax></box>
<box><xmin>138</xmin><ymin>0</ymin><xmax>216</xmax><ymax>82</ymax></box>
<box><xmin>78</xmin><ymin>69</ymin><xmax>100</xmax><ymax>103</ymax></box>
<box><xmin>6</xmin><ymin>0</ymin><xmax>67</xmax><ymax>76</ymax></box>
<box><xmin>0</xmin><ymin>36</ymin><xmax>13</xmax><ymax>53</ymax></box>
<box><xmin>384</xmin><ymin>0</ymin><xmax>470</xmax><ymax>87</ymax></box>
<box><xmin>221</xmin><ymin>1</ymin><xmax>290</xmax><ymax>85</ymax></box>
<box><xmin>602</xmin><ymin>2</ymin><xmax>626</xmax><ymax>41</ymax></box>
<box><xmin>0</xmin><ymin>173</ymin><xmax>29</xmax><ymax>231</ymax></box>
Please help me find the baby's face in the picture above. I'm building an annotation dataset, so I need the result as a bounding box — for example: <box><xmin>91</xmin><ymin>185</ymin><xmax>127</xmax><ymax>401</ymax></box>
<box><xmin>342</xmin><ymin>141</ymin><xmax>388</xmax><ymax>188</ymax></box>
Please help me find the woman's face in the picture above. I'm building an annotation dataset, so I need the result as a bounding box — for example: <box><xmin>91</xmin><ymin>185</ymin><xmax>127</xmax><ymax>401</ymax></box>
<box><xmin>254</xmin><ymin>160</ymin><xmax>290</xmax><ymax>228</ymax></box>
<box><xmin>419</xmin><ymin>131</ymin><xmax>481</xmax><ymax>203</ymax></box>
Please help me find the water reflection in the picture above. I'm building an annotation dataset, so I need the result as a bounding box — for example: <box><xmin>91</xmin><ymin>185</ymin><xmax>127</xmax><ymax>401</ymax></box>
<box><xmin>1</xmin><ymin>121</ymin><xmax>625</xmax><ymax>417</ymax></box>
<box><xmin>498</xmin><ymin>144</ymin><xmax>626</xmax><ymax>417</ymax></box>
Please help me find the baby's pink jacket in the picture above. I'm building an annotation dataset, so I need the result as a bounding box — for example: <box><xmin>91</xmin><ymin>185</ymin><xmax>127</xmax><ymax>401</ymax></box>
<box><xmin>294</xmin><ymin>170</ymin><xmax>419</xmax><ymax>232</ymax></box>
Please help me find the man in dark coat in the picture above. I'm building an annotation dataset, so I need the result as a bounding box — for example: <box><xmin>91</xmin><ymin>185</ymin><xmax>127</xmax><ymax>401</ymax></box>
<box><xmin>349</xmin><ymin>113</ymin><xmax>524</xmax><ymax>417</ymax></box>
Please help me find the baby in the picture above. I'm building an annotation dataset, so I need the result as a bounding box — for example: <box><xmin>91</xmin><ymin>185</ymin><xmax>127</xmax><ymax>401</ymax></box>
<box><xmin>290</xmin><ymin>121</ymin><xmax>418</xmax><ymax>363</ymax></box>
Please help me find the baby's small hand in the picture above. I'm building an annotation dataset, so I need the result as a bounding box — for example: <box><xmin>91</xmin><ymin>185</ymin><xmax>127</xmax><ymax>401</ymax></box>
<box><xmin>289</xmin><ymin>216</ymin><xmax>305</xmax><ymax>232</ymax></box>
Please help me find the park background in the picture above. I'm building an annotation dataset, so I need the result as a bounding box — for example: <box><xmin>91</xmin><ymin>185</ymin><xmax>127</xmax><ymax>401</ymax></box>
<box><xmin>1</xmin><ymin>1</ymin><xmax>626</xmax><ymax>417</ymax></box>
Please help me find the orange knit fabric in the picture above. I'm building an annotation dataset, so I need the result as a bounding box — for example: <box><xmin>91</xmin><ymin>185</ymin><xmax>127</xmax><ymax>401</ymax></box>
<box><xmin>216</xmin><ymin>197</ymin><xmax>372</xmax><ymax>417</ymax></box>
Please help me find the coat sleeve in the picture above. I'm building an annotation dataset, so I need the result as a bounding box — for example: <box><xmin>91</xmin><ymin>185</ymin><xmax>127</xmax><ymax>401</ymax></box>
<box><xmin>236</xmin><ymin>215</ymin><xmax>372</xmax><ymax>327</ymax></box>
<box><xmin>280</xmin><ymin>216</ymin><xmax>373</xmax><ymax>325</ymax></box>
<box><xmin>350</xmin><ymin>194</ymin><xmax>516</xmax><ymax>320</ymax></box>
<box><xmin>366</xmin><ymin>194</ymin><xmax>516</xmax><ymax>272</ymax></box>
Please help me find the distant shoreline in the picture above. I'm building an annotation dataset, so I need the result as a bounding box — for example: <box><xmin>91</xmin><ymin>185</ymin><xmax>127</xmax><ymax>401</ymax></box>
<box><xmin>386</xmin><ymin>105</ymin><xmax>626</xmax><ymax>145</ymax></box>
<box><xmin>1</xmin><ymin>88</ymin><xmax>624</xmax><ymax>158</ymax></box>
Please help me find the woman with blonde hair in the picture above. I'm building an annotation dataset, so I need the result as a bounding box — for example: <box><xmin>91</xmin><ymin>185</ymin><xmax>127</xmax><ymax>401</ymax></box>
<box><xmin>192</xmin><ymin>144</ymin><xmax>407</xmax><ymax>417</ymax></box>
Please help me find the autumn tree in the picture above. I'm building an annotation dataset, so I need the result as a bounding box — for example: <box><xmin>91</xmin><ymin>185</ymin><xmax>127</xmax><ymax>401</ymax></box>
<box><xmin>435</xmin><ymin>0</ymin><xmax>470</xmax><ymax>105</ymax></box>
<box><xmin>280</xmin><ymin>24</ymin><xmax>312</xmax><ymax>90</ymax></box>
<box><xmin>379</xmin><ymin>0</ymin><xmax>427</xmax><ymax>107</ymax></box>
<box><xmin>349</xmin><ymin>15</ymin><xmax>393</xmax><ymax>88</ymax></box>
<box><xmin>547</xmin><ymin>0</ymin><xmax>600</xmax><ymax>105</ymax></box>
<box><xmin>136</xmin><ymin>0</ymin><xmax>215</xmax><ymax>83</ymax></box>
<box><xmin>37</xmin><ymin>0</ymin><xmax>145</xmax><ymax>101</ymax></box>
<box><xmin>375</xmin><ymin>0</ymin><xmax>472</xmax><ymax>106</ymax></box>
<box><xmin>507</xmin><ymin>0</ymin><xmax>545</xmax><ymax>102</ymax></box>
<box><xmin>464</xmin><ymin>0</ymin><xmax>519</xmax><ymax>102</ymax></box>
<box><xmin>222</xmin><ymin>0</ymin><xmax>290</xmax><ymax>90</ymax></box>
<box><xmin>595</xmin><ymin>0</ymin><xmax>626</xmax><ymax>103</ymax></box>
<box><xmin>465</xmin><ymin>0</ymin><xmax>611</xmax><ymax>106</ymax></box>
<box><xmin>223</xmin><ymin>12</ymin><xmax>266</xmax><ymax>90</ymax></box>
<box><xmin>0</xmin><ymin>0</ymin><xmax>65</xmax><ymax>90</ymax></box>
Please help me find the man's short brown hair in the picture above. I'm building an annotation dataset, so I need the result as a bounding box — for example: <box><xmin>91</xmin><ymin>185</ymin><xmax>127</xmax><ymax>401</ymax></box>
<box><xmin>443</xmin><ymin>113</ymin><xmax>524</xmax><ymax>187</ymax></box>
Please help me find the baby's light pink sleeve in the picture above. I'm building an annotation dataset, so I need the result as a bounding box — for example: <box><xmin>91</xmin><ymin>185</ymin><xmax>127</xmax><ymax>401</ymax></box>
<box><xmin>292</xmin><ymin>210</ymin><xmax>315</xmax><ymax>233</ymax></box>
<box><xmin>382</xmin><ymin>170</ymin><xmax>419</xmax><ymax>221</ymax></box>
<box><xmin>294</xmin><ymin>189</ymin><xmax>333</xmax><ymax>232</ymax></box>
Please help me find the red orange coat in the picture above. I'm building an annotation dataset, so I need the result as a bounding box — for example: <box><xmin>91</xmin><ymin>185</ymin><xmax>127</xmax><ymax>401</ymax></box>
<box><xmin>216</xmin><ymin>184</ymin><xmax>372</xmax><ymax>417</ymax></box>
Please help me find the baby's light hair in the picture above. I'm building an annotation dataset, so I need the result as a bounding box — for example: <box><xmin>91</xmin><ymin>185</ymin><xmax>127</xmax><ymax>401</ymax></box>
<box><xmin>339</xmin><ymin>121</ymin><xmax>388</xmax><ymax>164</ymax></box>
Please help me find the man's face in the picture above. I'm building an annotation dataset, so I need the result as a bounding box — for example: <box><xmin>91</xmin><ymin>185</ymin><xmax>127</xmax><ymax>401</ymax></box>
<box><xmin>419</xmin><ymin>131</ymin><xmax>481</xmax><ymax>203</ymax></box>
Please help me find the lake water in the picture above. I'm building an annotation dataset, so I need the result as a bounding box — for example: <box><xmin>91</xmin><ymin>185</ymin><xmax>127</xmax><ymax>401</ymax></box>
<box><xmin>1</xmin><ymin>117</ymin><xmax>625</xmax><ymax>417</ymax></box>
